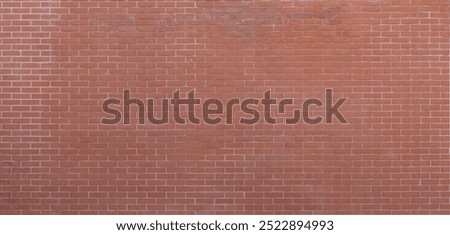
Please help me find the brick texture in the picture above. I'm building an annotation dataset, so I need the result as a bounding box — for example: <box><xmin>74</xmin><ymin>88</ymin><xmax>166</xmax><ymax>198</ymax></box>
<box><xmin>0</xmin><ymin>0</ymin><xmax>449</xmax><ymax>214</ymax></box>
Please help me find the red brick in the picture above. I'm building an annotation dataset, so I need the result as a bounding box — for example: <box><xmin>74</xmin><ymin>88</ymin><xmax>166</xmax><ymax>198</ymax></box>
<box><xmin>0</xmin><ymin>0</ymin><xmax>449</xmax><ymax>215</ymax></box>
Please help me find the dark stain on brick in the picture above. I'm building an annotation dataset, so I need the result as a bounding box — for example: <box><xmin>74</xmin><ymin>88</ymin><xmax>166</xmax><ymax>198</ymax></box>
<box><xmin>293</xmin><ymin>6</ymin><xmax>343</xmax><ymax>25</ymax></box>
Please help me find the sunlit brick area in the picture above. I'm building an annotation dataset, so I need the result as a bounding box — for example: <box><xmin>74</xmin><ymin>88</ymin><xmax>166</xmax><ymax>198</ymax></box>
<box><xmin>0</xmin><ymin>0</ymin><xmax>449</xmax><ymax>214</ymax></box>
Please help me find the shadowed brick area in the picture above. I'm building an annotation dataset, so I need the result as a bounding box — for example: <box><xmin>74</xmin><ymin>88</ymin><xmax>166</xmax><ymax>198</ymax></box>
<box><xmin>0</xmin><ymin>0</ymin><xmax>449</xmax><ymax>214</ymax></box>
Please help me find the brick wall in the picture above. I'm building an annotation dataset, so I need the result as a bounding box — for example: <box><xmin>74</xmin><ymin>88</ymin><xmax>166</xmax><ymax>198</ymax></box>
<box><xmin>0</xmin><ymin>0</ymin><xmax>449</xmax><ymax>214</ymax></box>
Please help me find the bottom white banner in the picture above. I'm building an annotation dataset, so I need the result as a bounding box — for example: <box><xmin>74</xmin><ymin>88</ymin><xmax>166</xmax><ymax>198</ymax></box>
<box><xmin>0</xmin><ymin>215</ymin><xmax>448</xmax><ymax>235</ymax></box>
